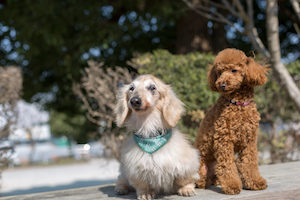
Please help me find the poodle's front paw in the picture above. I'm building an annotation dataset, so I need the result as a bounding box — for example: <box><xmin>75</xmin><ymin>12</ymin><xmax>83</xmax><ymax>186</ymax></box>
<box><xmin>115</xmin><ymin>184</ymin><xmax>129</xmax><ymax>195</ymax></box>
<box><xmin>244</xmin><ymin>176</ymin><xmax>267</xmax><ymax>190</ymax></box>
<box><xmin>137</xmin><ymin>193</ymin><xmax>156</xmax><ymax>200</ymax></box>
<box><xmin>222</xmin><ymin>178</ymin><xmax>242</xmax><ymax>195</ymax></box>
<box><xmin>178</xmin><ymin>184</ymin><xmax>196</xmax><ymax>196</ymax></box>
<box><xmin>196</xmin><ymin>177</ymin><xmax>216</xmax><ymax>188</ymax></box>
<box><xmin>195</xmin><ymin>179</ymin><xmax>206</xmax><ymax>189</ymax></box>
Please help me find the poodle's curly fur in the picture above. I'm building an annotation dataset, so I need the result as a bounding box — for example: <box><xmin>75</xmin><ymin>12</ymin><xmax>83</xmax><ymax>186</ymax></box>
<box><xmin>195</xmin><ymin>48</ymin><xmax>268</xmax><ymax>195</ymax></box>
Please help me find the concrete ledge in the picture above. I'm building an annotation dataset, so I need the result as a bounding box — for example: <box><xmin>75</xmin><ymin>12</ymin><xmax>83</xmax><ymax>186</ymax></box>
<box><xmin>2</xmin><ymin>161</ymin><xmax>300</xmax><ymax>200</ymax></box>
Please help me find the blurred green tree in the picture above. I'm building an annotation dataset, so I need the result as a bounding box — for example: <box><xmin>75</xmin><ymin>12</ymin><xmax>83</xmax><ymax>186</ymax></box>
<box><xmin>0</xmin><ymin>0</ymin><xmax>299</xmax><ymax>145</ymax></box>
<box><xmin>131</xmin><ymin>49</ymin><xmax>300</xmax><ymax>163</ymax></box>
<box><xmin>183</xmin><ymin>0</ymin><xmax>300</xmax><ymax>111</ymax></box>
<box><xmin>49</xmin><ymin>110</ymin><xmax>96</xmax><ymax>144</ymax></box>
<box><xmin>0</xmin><ymin>0</ymin><xmax>227</xmax><ymax>111</ymax></box>
<box><xmin>129</xmin><ymin>49</ymin><xmax>218</xmax><ymax>138</ymax></box>
<box><xmin>0</xmin><ymin>0</ymin><xmax>227</xmax><ymax>143</ymax></box>
<box><xmin>256</xmin><ymin>60</ymin><xmax>300</xmax><ymax>163</ymax></box>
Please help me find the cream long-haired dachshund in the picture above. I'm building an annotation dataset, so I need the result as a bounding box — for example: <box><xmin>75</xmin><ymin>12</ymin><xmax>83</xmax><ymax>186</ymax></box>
<box><xmin>114</xmin><ymin>74</ymin><xmax>199</xmax><ymax>200</ymax></box>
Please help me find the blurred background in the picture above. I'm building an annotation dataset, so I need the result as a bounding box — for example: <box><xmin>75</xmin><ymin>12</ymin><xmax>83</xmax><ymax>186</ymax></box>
<box><xmin>0</xmin><ymin>0</ymin><xmax>299</xmax><ymax>197</ymax></box>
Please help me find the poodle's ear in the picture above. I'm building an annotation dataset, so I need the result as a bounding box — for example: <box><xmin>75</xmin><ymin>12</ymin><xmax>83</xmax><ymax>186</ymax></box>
<box><xmin>207</xmin><ymin>64</ymin><xmax>218</xmax><ymax>91</ymax></box>
<box><xmin>245</xmin><ymin>57</ymin><xmax>269</xmax><ymax>86</ymax></box>
<box><xmin>114</xmin><ymin>85</ymin><xmax>131</xmax><ymax>127</ymax></box>
<box><xmin>161</xmin><ymin>85</ymin><xmax>184</xmax><ymax>127</ymax></box>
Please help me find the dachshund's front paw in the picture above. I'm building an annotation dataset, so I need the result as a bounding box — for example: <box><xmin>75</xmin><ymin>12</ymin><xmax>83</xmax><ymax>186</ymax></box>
<box><xmin>178</xmin><ymin>184</ymin><xmax>196</xmax><ymax>196</ymax></box>
<box><xmin>137</xmin><ymin>193</ymin><xmax>156</xmax><ymax>200</ymax></box>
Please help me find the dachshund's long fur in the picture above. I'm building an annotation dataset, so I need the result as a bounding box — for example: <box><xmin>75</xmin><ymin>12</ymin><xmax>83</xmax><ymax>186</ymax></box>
<box><xmin>195</xmin><ymin>48</ymin><xmax>268</xmax><ymax>194</ymax></box>
<box><xmin>114</xmin><ymin>75</ymin><xmax>199</xmax><ymax>200</ymax></box>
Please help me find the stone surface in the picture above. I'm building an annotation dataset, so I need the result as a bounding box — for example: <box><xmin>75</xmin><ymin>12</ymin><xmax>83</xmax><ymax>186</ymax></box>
<box><xmin>2</xmin><ymin>161</ymin><xmax>300</xmax><ymax>200</ymax></box>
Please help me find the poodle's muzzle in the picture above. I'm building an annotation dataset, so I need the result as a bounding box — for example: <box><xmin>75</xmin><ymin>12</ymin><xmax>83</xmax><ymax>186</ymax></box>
<box><xmin>220</xmin><ymin>83</ymin><xmax>227</xmax><ymax>91</ymax></box>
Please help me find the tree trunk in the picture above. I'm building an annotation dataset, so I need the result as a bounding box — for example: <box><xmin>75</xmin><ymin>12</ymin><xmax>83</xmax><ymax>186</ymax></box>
<box><xmin>27</xmin><ymin>128</ymin><xmax>36</xmax><ymax>164</ymax></box>
<box><xmin>270</xmin><ymin>122</ymin><xmax>278</xmax><ymax>164</ymax></box>
<box><xmin>212</xmin><ymin>18</ymin><xmax>228</xmax><ymax>53</ymax></box>
<box><xmin>290</xmin><ymin>0</ymin><xmax>300</xmax><ymax>21</ymax></box>
<box><xmin>176</xmin><ymin>9</ymin><xmax>227</xmax><ymax>54</ymax></box>
<box><xmin>176</xmin><ymin>10</ymin><xmax>212</xmax><ymax>54</ymax></box>
<box><xmin>266</xmin><ymin>0</ymin><xmax>300</xmax><ymax>111</ymax></box>
<box><xmin>67</xmin><ymin>136</ymin><xmax>74</xmax><ymax>158</ymax></box>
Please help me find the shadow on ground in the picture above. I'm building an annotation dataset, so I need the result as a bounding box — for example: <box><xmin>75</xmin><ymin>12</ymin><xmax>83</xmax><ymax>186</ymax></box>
<box><xmin>204</xmin><ymin>186</ymin><xmax>224</xmax><ymax>194</ymax></box>
<box><xmin>1</xmin><ymin>179</ymin><xmax>115</xmax><ymax>197</ymax></box>
<box><xmin>98</xmin><ymin>184</ymin><xmax>225</xmax><ymax>199</ymax></box>
<box><xmin>99</xmin><ymin>185</ymin><xmax>137</xmax><ymax>199</ymax></box>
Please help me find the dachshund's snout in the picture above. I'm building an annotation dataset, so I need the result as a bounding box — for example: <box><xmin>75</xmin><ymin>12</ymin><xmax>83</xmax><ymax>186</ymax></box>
<box><xmin>130</xmin><ymin>96</ymin><xmax>142</xmax><ymax>109</ymax></box>
<box><xmin>220</xmin><ymin>83</ymin><xmax>227</xmax><ymax>91</ymax></box>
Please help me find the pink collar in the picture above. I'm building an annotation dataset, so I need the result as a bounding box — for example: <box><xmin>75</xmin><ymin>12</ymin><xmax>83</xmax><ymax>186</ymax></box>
<box><xmin>229</xmin><ymin>99</ymin><xmax>252</xmax><ymax>106</ymax></box>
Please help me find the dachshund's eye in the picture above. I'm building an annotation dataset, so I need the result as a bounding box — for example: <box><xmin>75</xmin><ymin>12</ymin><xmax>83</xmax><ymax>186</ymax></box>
<box><xmin>129</xmin><ymin>86</ymin><xmax>135</xmax><ymax>91</ymax></box>
<box><xmin>231</xmin><ymin>69</ymin><xmax>237</xmax><ymax>73</ymax></box>
<box><xmin>148</xmin><ymin>85</ymin><xmax>156</xmax><ymax>91</ymax></box>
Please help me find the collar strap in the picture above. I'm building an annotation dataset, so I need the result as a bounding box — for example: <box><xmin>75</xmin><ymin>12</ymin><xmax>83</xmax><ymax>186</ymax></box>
<box><xmin>133</xmin><ymin>129</ymin><xmax>172</xmax><ymax>154</ymax></box>
<box><xmin>229</xmin><ymin>99</ymin><xmax>252</xmax><ymax>106</ymax></box>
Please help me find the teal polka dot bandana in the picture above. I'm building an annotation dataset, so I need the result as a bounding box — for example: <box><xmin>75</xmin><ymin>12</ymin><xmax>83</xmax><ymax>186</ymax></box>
<box><xmin>133</xmin><ymin>129</ymin><xmax>172</xmax><ymax>154</ymax></box>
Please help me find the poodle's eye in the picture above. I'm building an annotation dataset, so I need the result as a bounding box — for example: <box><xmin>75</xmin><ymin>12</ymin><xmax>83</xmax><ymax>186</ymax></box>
<box><xmin>231</xmin><ymin>69</ymin><xmax>237</xmax><ymax>73</ymax></box>
<box><xmin>129</xmin><ymin>86</ymin><xmax>135</xmax><ymax>91</ymax></box>
<box><xmin>148</xmin><ymin>84</ymin><xmax>156</xmax><ymax>91</ymax></box>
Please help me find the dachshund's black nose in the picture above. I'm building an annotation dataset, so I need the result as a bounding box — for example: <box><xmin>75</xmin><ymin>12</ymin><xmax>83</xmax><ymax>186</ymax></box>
<box><xmin>130</xmin><ymin>97</ymin><xmax>142</xmax><ymax>108</ymax></box>
<box><xmin>220</xmin><ymin>83</ymin><xmax>227</xmax><ymax>90</ymax></box>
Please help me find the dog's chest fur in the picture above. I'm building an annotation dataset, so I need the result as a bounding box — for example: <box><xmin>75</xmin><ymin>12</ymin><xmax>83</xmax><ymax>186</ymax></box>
<box><xmin>119</xmin><ymin>130</ymin><xmax>199</xmax><ymax>193</ymax></box>
<box><xmin>214</xmin><ymin>103</ymin><xmax>260</xmax><ymax>145</ymax></box>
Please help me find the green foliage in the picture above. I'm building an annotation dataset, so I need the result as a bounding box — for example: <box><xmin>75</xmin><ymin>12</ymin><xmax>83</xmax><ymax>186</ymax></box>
<box><xmin>130</xmin><ymin>50</ymin><xmax>300</xmax><ymax>140</ymax></box>
<box><xmin>49</xmin><ymin>110</ymin><xmax>96</xmax><ymax>144</ymax></box>
<box><xmin>129</xmin><ymin>50</ymin><xmax>219</xmax><ymax>138</ymax></box>
<box><xmin>0</xmin><ymin>0</ymin><xmax>181</xmax><ymax>111</ymax></box>
<box><xmin>0</xmin><ymin>0</ymin><xmax>299</xmax><ymax>147</ymax></box>
<box><xmin>255</xmin><ymin>61</ymin><xmax>300</xmax><ymax>163</ymax></box>
<box><xmin>0</xmin><ymin>0</ymin><xmax>182</xmax><ymax>143</ymax></box>
<box><xmin>287</xmin><ymin>60</ymin><xmax>300</xmax><ymax>84</ymax></box>
<box><xmin>256</xmin><ymin>61</ymin><xmax>300</xmax><ymax>122</ymax></box>
<box><xmin>132</xmin><ymin>50</ymin><xmax>218</xmax><ymax>110</ymax></box>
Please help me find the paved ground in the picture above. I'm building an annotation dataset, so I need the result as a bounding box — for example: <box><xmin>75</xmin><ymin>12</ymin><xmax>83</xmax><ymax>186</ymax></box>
<box><xmin>1</xmin><ymin>161</ymin><xmax>300</xmax><ymax>200</ymax></box>
<box><xmin>0</xmin><ymin>158</ymin><xmax>119</xmax><ymax>196</ymax></box>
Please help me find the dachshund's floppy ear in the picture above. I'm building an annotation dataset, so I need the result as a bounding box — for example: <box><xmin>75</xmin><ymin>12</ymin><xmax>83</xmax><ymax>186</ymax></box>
<box><xmin>114</xmin><ymin>85</ymin><xmax>131</xmax><ymax>127</ymax></box>
<box><xmin>207</xmin><ymin>64</ymin><xmax>218</xmax><ymax>91</ymax></box>
<box><xmin>245</xmin><ymin>57</ymin><xmax>269</xmax><ymax>86</ymax></box>
<box><xmin>161</xmin><ymin>85</ymin><xmax>184</xmax><ymax>127</ymax></box>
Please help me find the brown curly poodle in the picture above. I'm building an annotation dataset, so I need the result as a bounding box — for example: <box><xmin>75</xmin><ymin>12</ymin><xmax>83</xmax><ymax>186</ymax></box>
<box><xmin>195</xmin><ymin>48</ymin><xmax>268</xmax><ymax>195</ymax></box>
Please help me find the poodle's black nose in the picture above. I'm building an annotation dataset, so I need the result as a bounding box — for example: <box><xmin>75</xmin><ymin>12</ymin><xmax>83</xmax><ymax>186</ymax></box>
<box><xmin>130</xmin><ymin>97</ymin><xmax>142</xmax><ymax>108</ymax></box>
<box><xmin>220</xmin><ymin>83</ymin><xmax>227</xmax><ymax>90</ymax></box>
